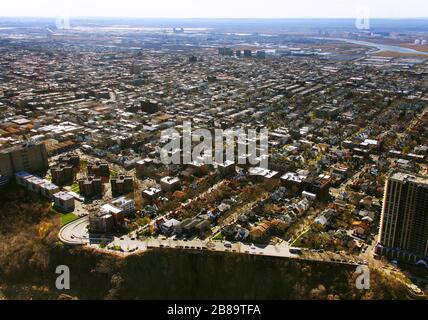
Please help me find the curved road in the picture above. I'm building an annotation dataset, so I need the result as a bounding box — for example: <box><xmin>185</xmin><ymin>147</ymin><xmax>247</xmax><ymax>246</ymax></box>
<box><xmin>58</xmin><ymin>216</ymin><xmax>90</xmax><ymax>245</ymax></box>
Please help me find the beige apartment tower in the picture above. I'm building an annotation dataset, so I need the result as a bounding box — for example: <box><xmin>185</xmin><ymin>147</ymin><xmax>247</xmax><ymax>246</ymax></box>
<box><xmin>0</xmin><ymin>142</ymin><xmax>49</xmax><ymax>178</ymax></box>
<box><xmin>376</xmin><ymin>172</ymin><xmax>428</xmax><ymax>265</ymax></box>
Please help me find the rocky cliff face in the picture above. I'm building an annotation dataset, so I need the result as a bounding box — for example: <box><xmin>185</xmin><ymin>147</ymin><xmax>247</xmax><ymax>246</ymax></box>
<box><xmin>0</xmin><ymin>185</ymin><xmax>410</xmax><ymax>300</ymax></box>
<box><xmin>2</xmin><ymin>245</ymin><xmax>409</xmax><ymax>300</ymax></box>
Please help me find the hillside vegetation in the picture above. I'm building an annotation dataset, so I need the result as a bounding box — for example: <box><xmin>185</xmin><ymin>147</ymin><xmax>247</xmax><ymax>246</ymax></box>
<box><xmin>0</xmin><ymin>184</ymin><xmax>411</xmax><ymax>300</ymax></box>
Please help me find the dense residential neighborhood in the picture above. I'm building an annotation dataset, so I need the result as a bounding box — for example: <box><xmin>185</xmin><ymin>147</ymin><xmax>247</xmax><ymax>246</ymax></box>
<box><xmin>0</xmin><ymin>12</ymin><xmax>427</xmax><ymax>302</ymax></box>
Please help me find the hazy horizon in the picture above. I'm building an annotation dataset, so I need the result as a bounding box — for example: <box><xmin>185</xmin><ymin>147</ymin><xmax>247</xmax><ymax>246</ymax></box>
<box><xmin>1</xmin><ymin>16</ymin><xmax>428</xmax><ymax>20</ymax></box>
<box><xmin>0</xmin><ymin>0</ymin><xmax>428</xmax><ymax>19</ymax></box>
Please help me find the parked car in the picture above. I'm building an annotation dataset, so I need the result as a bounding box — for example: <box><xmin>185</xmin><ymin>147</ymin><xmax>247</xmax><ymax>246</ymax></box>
<box><xmin>290</xmin><ymin>248</ymin><xmax>302</xmax><ymax>255</ymax></box>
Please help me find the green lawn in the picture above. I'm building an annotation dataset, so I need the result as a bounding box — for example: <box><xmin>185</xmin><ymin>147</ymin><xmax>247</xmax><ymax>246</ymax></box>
<box><xmin>70</xmin><ymin>182</ymin><xmax>80</xmax><ymax>193</ymax></box>
<box><xmin>212</xmin><ymin>232</ymin><xmax>224</xmax><ymax>241</ymax></box>
<box><xmin>60</xmin><ymin>213</ymin><xmax>79</xmax><ymax>226</ymax></box>
<box><xmin>49</xmin><ymin>204</ymin><xmax>79</xmax><ymax>226</ymax></box>
<box><xmin>80</xmin><ymin>160</ymin><xmax>88</xmax><ymax>168</ymax></box>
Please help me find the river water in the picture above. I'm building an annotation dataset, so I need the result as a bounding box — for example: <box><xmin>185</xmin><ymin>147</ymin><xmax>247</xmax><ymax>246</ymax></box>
<box><xmin>315</xmin><ymin>37</ymin><xmax>428</xmax><ymax>56</ymax></box>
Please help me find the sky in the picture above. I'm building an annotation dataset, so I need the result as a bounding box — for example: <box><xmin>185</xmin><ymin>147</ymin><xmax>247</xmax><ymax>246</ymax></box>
<box><xmin>0</xmin><ymin>0</ymin><xmax>427</xmax><ymax>19</ymax></box>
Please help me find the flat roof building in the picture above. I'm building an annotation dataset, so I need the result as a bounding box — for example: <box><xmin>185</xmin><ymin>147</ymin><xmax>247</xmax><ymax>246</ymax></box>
<box><xmin>53</xmin><ymin>191</ymin><xmax>75</xmax><ymax>213</ymax></box>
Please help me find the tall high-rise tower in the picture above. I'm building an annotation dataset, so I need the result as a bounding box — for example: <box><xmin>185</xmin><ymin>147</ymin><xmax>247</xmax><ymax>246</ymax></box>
<box><xmin>376</xmin><ymin>172</ymin><xmax>428</xmax><ymax>264</ymax></box>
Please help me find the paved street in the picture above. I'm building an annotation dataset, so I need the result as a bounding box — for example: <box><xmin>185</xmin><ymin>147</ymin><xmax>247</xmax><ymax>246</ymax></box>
<box><xmin>58</xmin><ymin>216</ymin><xmax>90</xmax><ymax>245</ymax></box>
<box><xmin>59</xmin><ymin>217</ymin><xmax>364</xmax><ymax>266</ymax></box>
